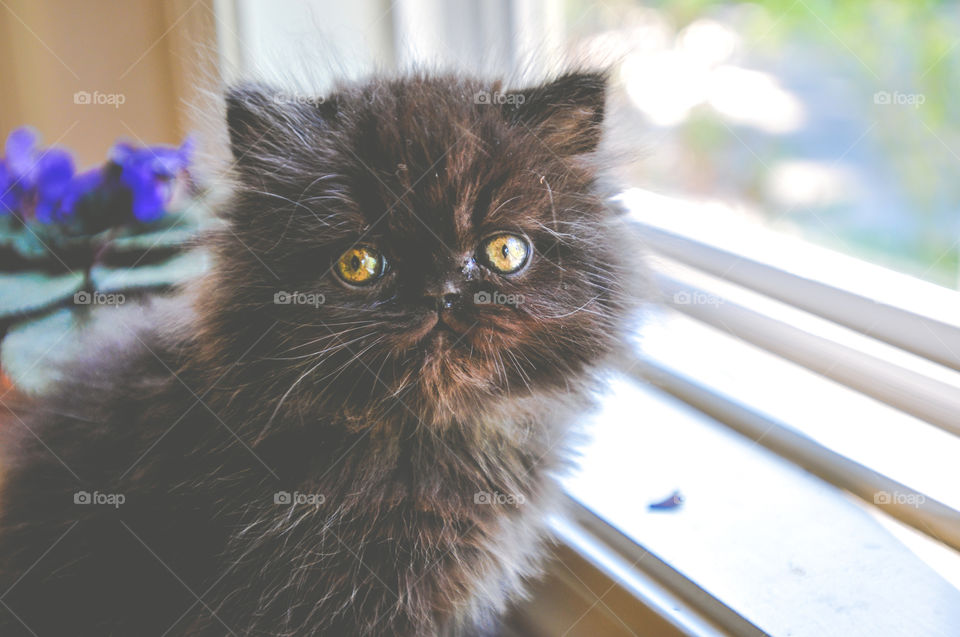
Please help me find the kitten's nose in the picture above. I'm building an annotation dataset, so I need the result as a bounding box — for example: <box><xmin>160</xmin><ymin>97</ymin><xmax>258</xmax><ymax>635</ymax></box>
<box><xmin>423</xmin><ymin>276</ymin><xmax>464</xmax><ymax>311</ymax></box>
<box><xmin>440</xmin><ymin>292</ymin><xmax>461</xmax><ymax>310</ymax></box>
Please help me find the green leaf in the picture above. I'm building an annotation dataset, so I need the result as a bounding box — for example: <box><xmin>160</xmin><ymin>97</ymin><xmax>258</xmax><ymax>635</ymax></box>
<box><xmin>1</xmin><ymin>308</ymin><xmax>83</xmax><ymax>395</ymax></box>
<box><xmin>108</xmin><ymin>226</ymin><xmax>199</xmax><ymax>252</ymax></box>
<box><xmin>91</xmin><ymin>250</ymin><xmax>209</xmax><ymax>293</ymax></box>
<box><xmin>0</xmin><ymin>271</ymin><xmax>84</xmax><ymax>320</ymax></box>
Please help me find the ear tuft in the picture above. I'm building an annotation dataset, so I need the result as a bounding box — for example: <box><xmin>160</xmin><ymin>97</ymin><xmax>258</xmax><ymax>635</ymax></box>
<box><xmin>225</xmin><ymin>83</ymin><xmax>280</xmax><ymax>162</ymax></box>
<box><xmin>224</xmin><ymin>83</ymin><xmax>337</xmax><ymax>165</ymax></box>
<box><xmin>503</xmin><ymin>71</ymin><xmax>608</xmax><ymax>156</ymax></box>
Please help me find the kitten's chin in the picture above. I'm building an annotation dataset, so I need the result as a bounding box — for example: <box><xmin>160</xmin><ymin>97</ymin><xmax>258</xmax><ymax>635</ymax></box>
<box><xmin>424</xmin><ymin>326</ymin><xmax>463</xmax><ymax>353</ymax></box>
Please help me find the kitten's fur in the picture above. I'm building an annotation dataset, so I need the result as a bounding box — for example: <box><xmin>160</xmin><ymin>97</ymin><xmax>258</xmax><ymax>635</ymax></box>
<box><xmin>0</xmin><ymin>71</ymin><xmax>636</xmax><ymax>636</ymax></box>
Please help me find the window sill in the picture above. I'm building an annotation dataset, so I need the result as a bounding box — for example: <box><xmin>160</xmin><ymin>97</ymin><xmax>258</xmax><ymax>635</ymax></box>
<box><xmin>552</xmin><ymin>364</ymin><xmax>960</xmax><ymax>636</ymax></box>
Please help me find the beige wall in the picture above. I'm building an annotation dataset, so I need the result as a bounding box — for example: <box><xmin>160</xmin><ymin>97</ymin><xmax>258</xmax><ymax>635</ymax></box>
<box><xmin>0</xmin><ymin>0</ymin><xmax>217</xmax><ymax>169</ymax></box>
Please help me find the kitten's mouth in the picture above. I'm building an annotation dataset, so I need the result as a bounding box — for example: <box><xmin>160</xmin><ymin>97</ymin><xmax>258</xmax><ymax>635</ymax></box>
<box><xmin>436</xmin><ymin>311</ymin><xmax>471</xmax><ymax>335</ymax></box>
<box><xmin>402</xmin><ymin>312</ymin><xmax>474</xmax><ymax>349</ymax></box>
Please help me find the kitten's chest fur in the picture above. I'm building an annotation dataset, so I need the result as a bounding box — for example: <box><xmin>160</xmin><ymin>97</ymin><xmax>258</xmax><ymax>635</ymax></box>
<box><xmin>200</xmin><ymin>403</ymin><xmax>570</xmax><ymax>636</ymax></box>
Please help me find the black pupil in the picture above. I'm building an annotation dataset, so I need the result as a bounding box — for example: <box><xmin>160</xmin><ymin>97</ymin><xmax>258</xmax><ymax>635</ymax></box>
<box><xmin>501</xmin><ymin>244</ymin><xmax>510</xmax><ymax>258</ymax></box>
<box><xmin>350</xmin><ymin>255</ymin><xmax>361</xmax><ymax>270</ymax></box>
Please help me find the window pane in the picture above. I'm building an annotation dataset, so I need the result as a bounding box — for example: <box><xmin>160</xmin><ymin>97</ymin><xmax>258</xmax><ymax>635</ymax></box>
<box><xmin>563</xmin><ymin>0</ymin><xmax>960</xmax><ymax>288</ymax></box>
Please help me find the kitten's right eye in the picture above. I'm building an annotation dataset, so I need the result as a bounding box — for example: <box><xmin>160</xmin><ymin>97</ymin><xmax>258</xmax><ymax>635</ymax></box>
<box><xmin>480</xmin><ymin>233</ymin><xmax>530</xmax><ymax>274</ymax></box>
<box><xmin>335</xmin><ymin>246</ymin><xmax>385</xmax><ymax>286</ymax></box>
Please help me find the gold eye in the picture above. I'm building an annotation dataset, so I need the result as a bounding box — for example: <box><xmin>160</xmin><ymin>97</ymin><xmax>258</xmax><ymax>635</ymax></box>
<box><xmin>335</xmin><ymin>246</ymin><xmax>384</xmax><ymax>285</ymax></box>
<box><xmin>481</xmin><ymin>233</ymin><xmax>529</xmax><ymax>274</ymax></box>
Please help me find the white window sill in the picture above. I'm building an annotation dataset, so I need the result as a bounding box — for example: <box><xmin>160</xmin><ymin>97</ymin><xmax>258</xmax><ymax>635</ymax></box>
<box><xmin>560</xmin><ymin>364</ymin><xmax>960</xmax><ymax>636</ymax></box>
<box><xmin>548</xmin><ymin>189</ymin><xmax>960</xmax><ymax>636</ymax></box>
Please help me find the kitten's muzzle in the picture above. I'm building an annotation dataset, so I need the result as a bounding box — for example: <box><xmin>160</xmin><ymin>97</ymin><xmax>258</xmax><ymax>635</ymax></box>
<box><xmin>422</xmin><ymin>274</ymin><xmax>467</xmax><ymax>312</ymax></box>
<box><xmin>440</xmin><ymin>292</ymin><xmax>461</xmax><ymax>311</ymax></box>
<box><xmin>420</xmin><ymin>291</ymin><xmax>473</xmax><ymax>336</ymax></box>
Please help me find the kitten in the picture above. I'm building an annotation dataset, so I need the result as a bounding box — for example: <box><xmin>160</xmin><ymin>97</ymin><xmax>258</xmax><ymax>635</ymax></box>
<box><xmin>0</xmin><ymin>71</ymin><xmax>637</xmax><ymax>636</ymax></box>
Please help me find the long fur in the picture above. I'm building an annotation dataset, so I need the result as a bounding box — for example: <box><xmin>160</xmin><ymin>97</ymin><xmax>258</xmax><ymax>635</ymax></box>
<box><xmin>0</xmin><ymin>71</ymin><xmax>639</xmax><ymax>636</ymax></box>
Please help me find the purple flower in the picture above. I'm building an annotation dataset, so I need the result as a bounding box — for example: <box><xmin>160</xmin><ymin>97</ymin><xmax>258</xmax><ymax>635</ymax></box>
<box><xmin>1</xmin><ymin>127</ymin><xmax>79</xmax><ymax>222</ymax></box>
<box><xmin>0</xmin><ymin>126</ymin><xmax>193</xmax><ymax>226</ymax></box>
<box><xmin>5</xmin><ymin>127</ymin><xmax>37</xmax><ymax>184</ymax></box>
<box><xmin>0</xmin><ymin>162</ymin><xmax>15</xmax><ymax>214</ymax></box>
<box><xmin>0</xmin><ymin>127</ymin><xmax>38</xmax><ymax>216</ymax></box>
<box><xmin>110</xmin><ymin>137</ymin><xmax>193</xmax><ymax>222</ymax></box>
<box><xmin>59</xmin><ymin>168</ymin><xmax>103</xmax><ymax>217</ymax></box>
<box><xmin>33</xmin><ymin>149</ymin><xmax>75</xmax><ymax>223</ymax></box>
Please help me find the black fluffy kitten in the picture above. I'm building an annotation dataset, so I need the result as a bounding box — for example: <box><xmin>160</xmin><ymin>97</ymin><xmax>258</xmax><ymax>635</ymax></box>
<box><xmin>0</xmin><ymin>71</ymin><xmax>636</xmax><ymax>636</ymax></box>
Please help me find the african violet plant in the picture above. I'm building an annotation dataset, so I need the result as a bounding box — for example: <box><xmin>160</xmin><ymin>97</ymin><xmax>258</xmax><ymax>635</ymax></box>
<box><xmin>2</xmin><ymin>128</ymin><xmax>199</xmax><ymax>325</ymax></box>
<box><xmin>0</xmin><ymin>127</ymin><xmax>202</xmax><ymax>392</ymax></box>
<box><xmin>0</xmin><ymin>127</ymin><xmax>193</xmax><ymax>234</ymax></box>
<box><xmin>0</xmin><ymin>127</ymin><xmax>197</xmax><ymax>290</ymax></box>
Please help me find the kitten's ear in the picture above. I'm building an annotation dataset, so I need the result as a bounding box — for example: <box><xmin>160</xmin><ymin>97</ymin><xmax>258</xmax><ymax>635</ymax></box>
<box><xmin>503</xmin><ymin>71</ymin><xmax>608</xmax><ymax>156</ymax></box>
<box><xmin>224</xmin><ymin>83</ymin><xmax>335</xmax><ymax>164</ymax></box>
<box><xmin>225</xmin><ymin>83</ymin><xmax>280</xmax><ymax>162</ymax></box>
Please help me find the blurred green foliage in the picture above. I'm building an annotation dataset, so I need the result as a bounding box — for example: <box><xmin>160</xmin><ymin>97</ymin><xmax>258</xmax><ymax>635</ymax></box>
<box><xmin>568</xmin><ymin>0</ymin><xmax>960</xmax><ymax>287</ymax></box>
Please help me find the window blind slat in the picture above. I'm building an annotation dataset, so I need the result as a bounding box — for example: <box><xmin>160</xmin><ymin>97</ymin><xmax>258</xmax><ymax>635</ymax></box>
<box><xmin>617</xmin><ymin>189</ymin><xmax>960</xmax><ymax>371</ymax></box>
<box><xmin>649</xmin><ymin>259</ymin><xmax>960</xmax><ymax>439</ymax></box>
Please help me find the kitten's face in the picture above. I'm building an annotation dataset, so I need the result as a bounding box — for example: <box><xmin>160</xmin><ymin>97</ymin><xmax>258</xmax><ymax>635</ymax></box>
<box><xmin>213</xmin><ymin>73</ymin><xmax>631</xmax><ymax>423</ymax></box>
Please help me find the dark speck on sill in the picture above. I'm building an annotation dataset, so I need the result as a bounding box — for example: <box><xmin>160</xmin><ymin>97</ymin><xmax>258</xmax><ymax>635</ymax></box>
<box><xmin>649</xmin><ymin>490</ymin><xmax>684</xmax><ymax>511</ymax></box>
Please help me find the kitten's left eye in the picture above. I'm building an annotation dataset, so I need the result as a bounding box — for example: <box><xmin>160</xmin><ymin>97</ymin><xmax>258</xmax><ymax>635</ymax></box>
<box><xmin>480</xmin><ymin>233</ymin><xmax>530</xmax><ymax>274</ymax></box>
<box><xmin>335</xmin><ymin>246</ymin><xmax>385</xmax><ymax>285</ymax></box>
